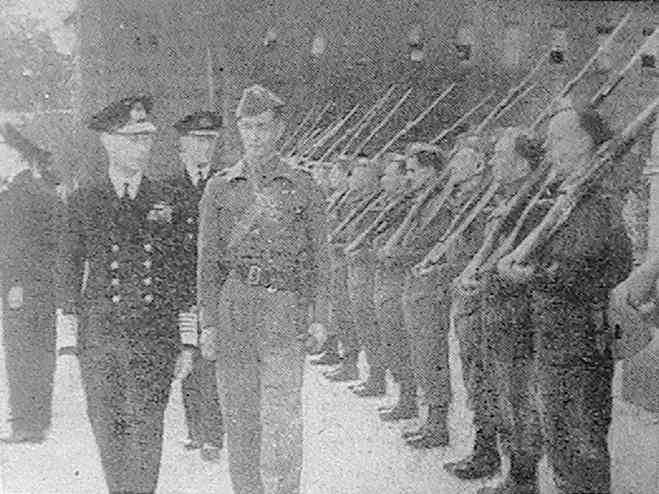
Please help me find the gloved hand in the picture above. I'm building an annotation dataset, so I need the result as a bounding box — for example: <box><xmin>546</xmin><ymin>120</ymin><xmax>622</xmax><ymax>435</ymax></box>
<box><xmin>56</xmin><ymin>309</ymin><xmax>78</xmax><ymax>356</ymax></box>
<box><xmin>174</xmin><ymin>348</ymin><xmax>194</xmax><ymax>380</ymax></box>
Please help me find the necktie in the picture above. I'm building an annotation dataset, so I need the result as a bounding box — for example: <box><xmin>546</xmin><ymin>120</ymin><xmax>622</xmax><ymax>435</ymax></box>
<box><xmin>120</xmin><ymin>182</ymin><xmax>132</xmax><ymax>209</ymax></box>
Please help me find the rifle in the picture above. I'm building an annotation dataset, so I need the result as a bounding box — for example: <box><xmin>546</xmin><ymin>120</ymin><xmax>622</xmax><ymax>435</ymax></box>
<box><xmin>530</xmin><ymin>11</ymin><xmax>632</xmax><ymax>131</ymax></box>
<box><xmin>287</xmin><ymin>101</ymin><xmax>334</xmax><ymax>158</ymax></box>
<box><xmin>328</xmin><ymin>189</ymin><xmax>383</xmax><ymax>243</ymax></box>
<box><xmin>302</xmin><ymin>104</ymin><xmax>361</xmax><ymax>159</ymax></box>
<box><xmin>372</xmin><ymin>84</ymin><xmax>456</xmax><ymax>161</ymax></box>
<box><xmin>337</xmin><ymin>85</ymin><xmax>399</xmax><ymax>157</ymax></box>
<box><xmin>591</xmin><ymin>28</ymin><xmax>658</xmax><ymax>107</ymax></box>
<box><xmin>499</xmin><ymin>94</ymin><xmax>659</xmax><ymax>278</ymax></box>
<box><xmin>475</xmin><ymin>52</ymin><xmax>550</xmax><ymax>134</ymax></box>
<box><xmin>351</xmin><ymin>88</ymin><xmax>413</xmax><ymax>158</ymax></box>
<box><xmin>327</xmin><ymin>186</ymin><xmax>351</xmax><ymax>213</ymax></box>
<box><xmin>344</xmin><ymin>190</ymin><xmax>414</xmax><ymax>255</ymax></box>
<box><xmin>430</xmin><ymin>91</ymin><xmax>495</xmax><ymax>144</ymax></box>
<box><xmin>415</xmin><ymin>177</ymin><xmax>500</xmax><ymax>273</ymax></box>
<box><xmin>279</xmin><ymin>104</ymin><xmax>316</xmax><ymax>155</ymax></box>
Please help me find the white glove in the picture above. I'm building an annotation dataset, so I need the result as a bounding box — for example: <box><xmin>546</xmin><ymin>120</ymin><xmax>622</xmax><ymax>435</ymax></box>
<box><xmin>178</xmin><ymin>311</ymin><xmax>198</xmax><ymax>346</ymax></box>
<box><xmin>200</xmin><ymin>326</ymin><xmax>218</xmax><ymax>361</ymax></box>
<box><xmin>174</xmin><ymin>348</ymin><xmax>194</xmax><ymax>380</ymax></box>
<box><xmin>56</xmin><ymin>309</ymin><xmax>78</xmax><ymax>353</ymax></box>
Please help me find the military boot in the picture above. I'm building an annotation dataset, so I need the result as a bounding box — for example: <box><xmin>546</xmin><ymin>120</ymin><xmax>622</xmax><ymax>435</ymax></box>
<box><xmin>444</xmin><ymin>427</ymin><xmax>501</xmax><ymax>480</ymax></box>
<box><xmin>379</xmin><ymin>382</ymin><xmax>418</xmax><ymax>421</ymax></box>
<box><xmin>324</xmin><ymin>355</ymin><xmax>360</xmax><ymax>382</ymax></box>
<box><xmin>476</xmin><ymin>453</ymin><xmax>539</xmax><ymax>494</ymax></box>
<box><xmin>406</xmin><ymin>405</ymin><xmax>449</xmax><ymax>449</ymax></box>
<box><xmin>310</xmin><ymin>335</ymin><xmax>342</xmax><ymax>365</ymax></box>
<box><xmin>352</xmin><ymin>367</ymin><xmax>386</xmax><ymax>397</ymax></box>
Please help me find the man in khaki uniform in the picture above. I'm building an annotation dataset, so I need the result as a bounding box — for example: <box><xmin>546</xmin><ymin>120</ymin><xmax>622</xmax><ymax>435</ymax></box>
<box><xmin>198</xmin><ymin>85</ymin><xmax>329</xmax><ymax>494</ymax></box>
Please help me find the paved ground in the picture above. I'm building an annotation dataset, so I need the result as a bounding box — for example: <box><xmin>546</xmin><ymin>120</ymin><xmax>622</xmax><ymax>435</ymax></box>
<box><xmin>1</xmin><ymin>312</ymin><xmax>657</xmax><ymax>494</ymax></box>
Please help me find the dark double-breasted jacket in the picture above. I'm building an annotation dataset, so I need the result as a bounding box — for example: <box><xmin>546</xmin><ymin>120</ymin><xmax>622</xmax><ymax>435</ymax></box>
<box><xmin>59</xmin><ymin>174</ymin><xmax>189</xmax><ymax>354</ymax></box>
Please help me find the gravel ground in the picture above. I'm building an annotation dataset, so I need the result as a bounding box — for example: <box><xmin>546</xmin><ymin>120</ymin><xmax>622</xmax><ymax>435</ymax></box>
<box><xmin>1</xmin><ymin>312</ymin><xmax>657</xmax><ymax>494</ymax></box>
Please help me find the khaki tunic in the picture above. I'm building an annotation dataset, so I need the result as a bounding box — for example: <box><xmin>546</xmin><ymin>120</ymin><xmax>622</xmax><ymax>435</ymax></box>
<box><xmin>197</xmin><ymin>156</ymin><xmax>328</xmax><ymax>494</ymax></box>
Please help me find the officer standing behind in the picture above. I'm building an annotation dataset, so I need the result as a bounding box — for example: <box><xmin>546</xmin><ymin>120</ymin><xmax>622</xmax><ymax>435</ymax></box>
<box><xmin>172</xmin><ymin>110</ymin><xmax>225</xmax><ymax>461</ymax></box>
<box><xmin>59</xmin><ymin>96</ymin><xmax>194</xmax><ymax>494</ymax></box>
<box><xmin>0</xmin><ymin>124</ymin><xmax>62</xmax><ymax>444</ymax></box>
<box><xmin>198</xmin><ymin>85</ymin><xmax>329</xmax><ymax>494</ymax></box>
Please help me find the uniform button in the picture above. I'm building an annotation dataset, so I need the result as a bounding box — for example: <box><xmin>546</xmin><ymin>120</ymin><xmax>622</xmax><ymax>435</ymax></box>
<box><xmin>186</xmin><ymin>217</ymin><xmax>195</xmax><ymax>224</ymax></box>
<box><xmin>111</xmin><ymin>244</ymin><xmax>120</xmax><ymax>253</ymax></box>
<box><xmin>111</xmin><ymin>295</ymin><xmax>121</xmax><ymax>304</ymax></box>
<box><xmin>143</xmin><ymin>259</ymin><xmax>152</xmax><ymax>269</ymax></box>
<box><xmin>144</xmin><ymin>294</ymin><xmax>153</xmax><ymax>304</ymax></box>
<box><xmin>111</xmin><ymin>278</ymin><xmax>120</xmax><ymax>286</ymax></box>
<box><xmin>144</xmin><ymin>243</ymin><xmax>153</xmax><ymax>252</ymax></box>
<box><xmin>110</xmin><ymin>261</ymin><xmax>119</xmax><ymax>270</ymax></box>
<box><xmin>143</xmin><ymin>277</ymin><xmax>152</xmax><ymax>286</ymax></box>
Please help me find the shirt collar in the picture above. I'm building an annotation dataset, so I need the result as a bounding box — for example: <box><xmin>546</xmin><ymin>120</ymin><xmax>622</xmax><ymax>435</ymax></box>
<box><xmin>108</xmin><ymin>166</ymin><xmax>143</xmax><ymax>199</ymax></box>
<box><xmin>185</xmin><ymin>162</ymin><xmax>211</xmax><ymax>187</ymax></box>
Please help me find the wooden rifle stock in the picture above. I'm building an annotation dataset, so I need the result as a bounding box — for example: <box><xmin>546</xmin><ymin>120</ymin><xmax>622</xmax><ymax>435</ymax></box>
<box><xmin>304</xmin><ymin>104</ymin><xmax>361</xmax><ymax>159</ymax></box>
<box><xmin>327</xmin><ymin>186</ymin><xmax>350</xmax><ymax>213</ymax></box>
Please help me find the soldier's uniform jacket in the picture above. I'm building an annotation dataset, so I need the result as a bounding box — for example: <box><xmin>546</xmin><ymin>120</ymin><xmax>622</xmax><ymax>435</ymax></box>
<box><xmin>1</xmin><ymin>171</ymin><xmax>62</xmax><ymax>297</ymax></box>
<box><xmin>60</xmin><ymin>176</ymin><xmax>188</xmax><ymax>348</ymax></box>
<box><xmin>198</xmin><ymin>155</ymin><xmax>329</xmax><ymax>331</ymax></box>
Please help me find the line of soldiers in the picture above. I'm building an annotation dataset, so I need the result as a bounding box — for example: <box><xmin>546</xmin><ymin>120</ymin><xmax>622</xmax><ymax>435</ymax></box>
<box><xmin>298</xmin><ymin>28</ymin><xmax>657</xmax><ymax>492</ymax></box>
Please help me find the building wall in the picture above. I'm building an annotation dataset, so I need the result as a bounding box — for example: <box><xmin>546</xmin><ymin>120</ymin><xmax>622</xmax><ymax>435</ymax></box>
<box><xmin>78</xmin><ymin>0</ymin><xmax>657</xmax><ymax>178</ymax></box>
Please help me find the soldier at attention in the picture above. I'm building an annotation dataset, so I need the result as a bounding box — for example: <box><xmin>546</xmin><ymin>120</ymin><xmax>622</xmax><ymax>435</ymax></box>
<box><xmin>197</xmin><ymin>85</ymin><xmax>329</xmax><ymax>494</ymax></box>
<box><xmin>0</xmin><ymin>124</ymin><xmax>63</xmax><ymax>444</ymax></box>
<box><xmin>171</xmin><ymin>110</ymin><xmax>225</xmax><ymax>461</ymax></box>
<box><xmin>58</xmin><ymin>96</ymin><xmax>195</xmax><ymax>494</ymax></box>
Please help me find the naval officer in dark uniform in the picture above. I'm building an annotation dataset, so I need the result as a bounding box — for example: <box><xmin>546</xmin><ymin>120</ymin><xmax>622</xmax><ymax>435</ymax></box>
<box><xmin>0</xmin><ymin>123</ymin><xmax>62</xmax><ymax>444</ymax></box>
<box><xmin>59</xmin><ymin>96</ymin><xmax>195</xmax><ymax>494</ymax></box>
<box><xmin>171</xmin><ymin>110</ymin><xmax>224</xmax><ymax>461</ymax></box>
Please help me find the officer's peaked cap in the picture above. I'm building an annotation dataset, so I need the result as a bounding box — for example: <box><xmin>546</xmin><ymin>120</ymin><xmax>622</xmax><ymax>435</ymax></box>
<box><xmin>174</xmin><ymin>110</ymin><xmax>223</xmax><ymax>135</ymax></box>
<box><xmin>87</xmin><ymin>95</ymin><xmax>156</xmax><ymax>134</ymax></box>
<box><xmin>236</xmin><ymin>84</ymin><xmax>285</xmax><ymax>119</ymax></box>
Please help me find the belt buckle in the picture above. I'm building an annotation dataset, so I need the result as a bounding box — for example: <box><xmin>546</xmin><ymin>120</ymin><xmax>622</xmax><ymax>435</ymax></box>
<box><xmin>247</xmin><ymin>265</ymin><xmax>262</xmax><ymax>286</ymax></box>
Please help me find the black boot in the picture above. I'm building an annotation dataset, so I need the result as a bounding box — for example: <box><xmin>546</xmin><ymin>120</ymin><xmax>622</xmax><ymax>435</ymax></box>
<box><xmin>352</xmin><ymin>368</ymin><xmax>386</xmax><ymax>397</ymax></box>
<box><xmin>310</xmin><ymin>335</ymin><xmax>342</xmax><ymax>365</ymax></box>
<box><xmin>324</xmin><ymin>357</ymin><xmax>360</xmax><ymax>382</ymax></box>
<box><xmin>379</xmin><ymin>383</ymin><xmax>418</xmax><ymax>421</ymax></box>
<box><xmin>405</xmin><ymin>405</ymin><xmax>449</xmax><ymax>449</ymax></box>
<box><xmin>444</xmin><ymin>427</ymin><xmax>500</xmax><ymax>480</ymax></box>
<box><xmin>476</xmin><ymin>453</ymin><xmax>539</xmax><ymax>494</ymax></box>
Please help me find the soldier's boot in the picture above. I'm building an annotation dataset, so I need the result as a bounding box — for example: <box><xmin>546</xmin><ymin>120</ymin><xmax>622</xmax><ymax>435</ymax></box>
<box><xmin>310</xmin><ymin>335</ymin><xmax>342</xmax><ymax>365</ymax></box>
<box><xmin>0</xmin><ymin>430</ymin><xmax>46</xmax><ymax>444</ymax></box>
<box><xmin>324</xmin><ymin>354</ymin><xmax>360</xmax><ymax>382</ymax></box>
<box><xmin>406</xmin><ymin>405</ymin><xmax>449</xmax><ymax>449</ymax></box>
<box><xmin>444</xmin><ymin>427</ymin><xmax>501</xmax><ymax>480</ymax></box>
<box><xmin>352</xmin><ymin>367</ymin><xmax>386</xmax><ymax>397</ymax></box>
<box><xmin>379</xmin><ymin>382</ymin><xmax>418</xmax><ymax>422</ymax></box>
<box><xmin>476</xmin><ymin>453</ymin><xmax>539</xmax><ymax>494</ymax></box>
